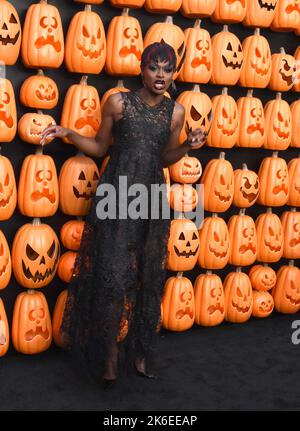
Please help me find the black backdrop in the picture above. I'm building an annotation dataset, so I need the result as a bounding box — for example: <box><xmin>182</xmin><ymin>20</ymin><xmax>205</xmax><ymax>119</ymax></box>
<box><xmin>1</xmin><ymin>0</ymin><xmax>300</xmax><ymax>326</ymax></box>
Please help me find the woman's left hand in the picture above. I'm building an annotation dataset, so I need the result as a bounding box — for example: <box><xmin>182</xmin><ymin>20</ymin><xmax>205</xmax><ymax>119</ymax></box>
<box><xmin>186</xmin><ymin>128</ymin><xmax>208</xmax><ymax>149</ymax></box>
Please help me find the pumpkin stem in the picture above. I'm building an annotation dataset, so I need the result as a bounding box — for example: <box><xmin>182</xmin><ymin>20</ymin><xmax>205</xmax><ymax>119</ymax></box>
<box><xmin>242</xmin><ymin>163</ymin><xmax>248</xmax><ymax>170</ymax></box>
<box><xmin>222</xmin><ymin>87</ymin><xmax>228</xmax><ymax>95</ymax></box>
<box><xmin>85</xmin><ymin>4</ymin><xmax>92</xmax><ymax>12</ymax></box>
<box><xmin>263</xmin><ymin>263</ymin><xmax>268</xmax><ymax>267</ymax></box>
<box><xmin>37</xmin><ymin>69</ymin><xmax>44</xmax><ymax>76</ymax></box>
<box><xmin>280</xmin><ymin>47</ymin><xmax>286</xmax><ymax>55</ymax></box>
<box><xmin>117</xmin><ymin>80</ymin><xmax>124</xmax><ymax>88</ymax></box>
<box><xmin>28</xmin><ymin>289</ymin><xmax>36</xmax><ymax>295</ymax></box>
<box><xmin>77</xmin><ymin>150</ymin><xmax>85</xmax><ymax>157</ymax></box>
<box><xmin>291</xmin><ymin>207</ymin><xmax>296</xmax><ymax>212</ymax></box>
<box><xmin>219</xmin><ymin>152</ymin><xmax>225</xmax><ymax>160</ymax></box>
<box><xmin>36</xmin><ymin>146</ymin><xmax>43</xmax><ymax>155</ymax></box>
<box><xmin>254</xmin><ymin>28</ymin><xmax>260</xmax><ymax>36</ymax></box>
<box><xmin>272</xmin><ymin>151</ymin><xmax>279</xmax><ymax>158</ymax></box>
<box><xmin>206</xmin><ymin>270</ymin><xmax>213</xmax><ymax>275</ymax></box>
<box><xmin>80</xmin><ymin>75</ymin><xmax>88</xmax><ymax>86</ymax></box>
<box><xmin>289</xmin><ymin>260</ymin><xmax>295</xmax><ymax>267</ymax></box>
<box><xmin>33</xmin><ymin>218</ymin><xmax>41</xmax><ymax>226</ymax></box>
<box><xmin>122</xmin><ymin>8</ymin><xmax>129</xmax><ymax>16</ymax></box>
<box><xmin>266</xmin><ymin>207</ymin><xmax>272</xmax><ymax>214</ymax></box>
<box><xmin>236</xmin><ymin>267</ymin><xmax>242</xmax><ymax>273</ymax></box>
<box><xmin>40</xmin><ymin>0</ymin><xmax>48</xmax><ymax>4</ymax></box>
<box><xmin>193</xmin><ymin>84</ymin><xmax>200</xmax><ymax>93</ymax></box>
<box><xmin>177</xmin><ymin>211</ymin><xmax>185</xmax><ymax>220</ymax></box>
<box><xmin>165</xmin><ymin>16</ymin><xmax>173</xmax><ymax>24</ymax></box>
<box><xmin>0</xmin><ymin>146</ymin><xmax>2</xmax><ymax>155</ymax></box>
<box><xmin>77</xmin><ymin>216</ymin><xmax>83</xmax><ymax>222</ymax></box>
<box><xmin>223</xmin><ymin>25</ymin><xmax>229</xmax><ymax>32</ymax></box>
<box><xmin>239</xmin><ymin>208</ymin><xmax>246</xmax><ymax>216</ymax></box>
<box><xmin>246</xmin><ymin>89</ymin><xmax>253</xmax><ymax>98</ymax></box>
<box><xmin>177</xmin><ymin>271</ymin><xmax>184</xmax><ymax>278</ymax></box>
<box><xmin>276</xmin><ymin>92</ymin><xmax>282</xmax><ymax>101</ymax></box>
<box><xmin>212</xmin><ymin>213</ymin><xmax>218</xmax><ymax>218</ymax></box>
<box><xmin>184</xmin><ymin>152</ymin><xmax>189</xmax><ymax>157</ymax></box>
<box><xmin>37</xmin><ymin>110</ymin><xmax>43</xmax><ymax>115</ymax></box>
<box><xmin>194</xmin><ymin>19</ymin><xmax>201</xmax><ymax>28</ymax></box>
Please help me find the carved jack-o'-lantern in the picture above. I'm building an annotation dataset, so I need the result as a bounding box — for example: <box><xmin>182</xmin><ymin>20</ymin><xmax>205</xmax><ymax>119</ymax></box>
<box><xmin>65</xmin><ymin>5</ymin><xmax>106</xmax><ymax>74</ymax></box>
<box><xmin>0</xmin><ymin>0</ymin><xmax>21</xmax><ymax>66</ymax></box>
<box><xmin>281</xmin><ymin>209</ymin><xmax>300</xmax><ymax>259</ymax></box>
<box><xmin>292</xmin><ymin>46</ymin><xmax>300</xmax><ymax>92</ymax></box>
<box><xmin>169</xmin><ymin>155</ymin><xmax>202</xmax><ymax>184</ymax></box>
<box><xmin>12</xmin><ymin>290</ymin><xmax>52</xmax><ymax>354</ymax></box>
<box><xmin>167</xmin><ymin>218</ymin><xmax>200</xmax><ymax>271</ymax></box>
<box><xmin>52</xmin><ymin>289</ymin><xmax>67</xmax><ymax>348</ymax></box>
<box><xmin>255</xmin><ymin>209</ymin><xmax>284</xmax><ymax>262</ymax></box>
<box><xmin>57</xmin><ymin>251</ymin><xmax>77</xmax><ymax>283</ymax></box>
<box><xmin>210</xmin><ymin>26</ymin><xmax>243</xmax><ymax>86</ymax></box>
<box><xmin>109</xmin><ymin>0</ymin><xmax>144</xmax><ymax>7</ymax></box>
<box><xmin>257</xmin><ymin>152</ymin><xmax>289</xmax><ymax>207</ymax></box>
<box><xmin>239</xmin><ymin>29</ymin><xmax>272</xmax><ymax>88</ymax></box>
<box><xmin>170</xmin><ymin>184</ymin><xmax>198</xmax><ymax>212</ymax></box>
<box><xmin>269</xmin><ymin>47</ymin><xmax>297</xmax><ymax>92</ymax></box>
<box><xmin>290</xmin><ymin>100</ymin><xmax>300</xmax><ymax>147</ymax></box>
<box><xmin>236</xmin><ymin>90</ymin><xmax>265</xmax><ymax>148</ymax></box>
<box><xmin>59</xmin><ymin>155</ymin><xmax>100</xmax><ymax>216</ymax></box>
<box><xmin>194</xmin><ymin>271</ymin><xmax>225</xmax><ymax>327</ymax></box>
<box><xmin>176</xmin><ymin>85</ymin><xmax>212</xmax><ymax>145</ymax></box>
<box><xmin>20</xmin><ymin>70</ymin><xmax>59</xmax><ymax>110</ymax></box>
<box><xmin>0</xmin><ymin>229</ymin><xmax>11</xmax><ymax>290</ymax></box>
<box><xmin>161</xmin><ymin>273</ymin><xmax>195</xmax><ymax>332</ymax></box>
<box><xmin>200</xmin><ymin>152</ymin><xmax>234</xmax><ymax>212</ymax></box>
<box><xmin>18</xmin><ymin>112</ymin><xmax>56</xmax><ymax>145</ymax></box>
<box><xmin>0</xmin><ymin>298</ymin><xmax>9</xmax><ymax>357</ymax></box>
<box><xmin>180</xmin><ymin>0</ymin><xmax>217</xmax><ymax>18</ymax></box>
<box><xmin>105</xmin><ymin>9</ymin><xmax>143</xmax><ymax>76</ymax></box>
<box><xmin>244</xmin><ymin>0</ymin><xmax>278</xmax><ymax>27</ymax></box>
<box><xmin>271</xmin><ymin>0</ymin><xmax>300</xmax><ymax>31</ymax></box>
<box><xmin>21</xmin><ymin>0</ymin><xmax>64</xmax><ymax>69</ymax></box>
<box><xmin>207</xmin><ymin>87</ymin><xmax>239</xmax><ymax>148</ymax></box>
<box><xmin>12</xmin><ymin>218</ymin><xmax>60</xmax><ymax>289</ymax></box>
<box><xmin>145</xmin><ymin>0</ymin><xmax>182</xmax><ymax>14</ymax></box>
<box><xmin>287</xmin><ymin>156</ymin><xmax>300</xmax><ymax>206</ymax></box>
<box><xmin>212</xmin><ymin>0</ymin><xmax>247</xmax><ymax>23</ymax></box>
<box><xmin>144</xmin><ymin>16</ymin><xmax>186</xmax><ymax>80</ymax></box>
<box><xmin>233</xmin><ymin>164</ymin><xmax>259</xmax><ymax>208</ymax></box>
<box><xmin>252</xmin><ymin>290</ymin><xmax>274</xmax><ymax>318</ymax></box>
<box><xmin>60</xmin><ymin>220</ymin><xmax>84</xmax><ymax>251</ymax></box>
<box><xmin>249</xmin><ymin>264</ymin><xmax>277</xmax><ymax>291</ymax></box>
<box><xmin>177</xmin><ymin>19</ymin><xmax>212</xmax><ymax>84</ymax></box>
<box><xmin>0</xmin><ymin>78</ymin><xmax>17</xmax><ymax>143</ymax></box>
<box><xmin>61</xmin><ymin>76</ymin><xmax>101</xmax><ymax>143</ymax></box>
<box><xmin>198</xmin><ymin>214</ymin><xmax>230</xmax><ymax>269</ymax></box>
<box><xmin>228</xmin><ymin>209</ymin><xmax>257</xmax><ymax>266</ymax></box>
<box><xmin>224</xmin><ymin>269</ymin><xmax>253</xmax><ymax>323</ymax></box>
<box><xmin>0</xmin><ymin>154</ymin><xmax>17</xmax><ymax>221</ymax></box>
<box><xmin>18</xmin><ymin>150</ymin><xmax>59</xmax><ymax>218</ymax></box>
<box><xmin>272</xmin><ymin>262</ymin><xmax>300</xmax><ymax>314</ymax></box>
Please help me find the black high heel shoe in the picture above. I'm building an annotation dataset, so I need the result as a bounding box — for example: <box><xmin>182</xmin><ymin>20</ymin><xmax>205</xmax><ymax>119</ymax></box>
<box><xmin>134</xmin><ymin>358</ymin><xmax>157</xmax><ymax>380</ymax></box>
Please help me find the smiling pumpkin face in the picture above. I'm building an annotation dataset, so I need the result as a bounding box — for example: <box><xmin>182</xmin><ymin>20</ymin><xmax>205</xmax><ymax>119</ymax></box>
<box><xmin>252</xmin><ymin>291</ymin><xmax>274</xmax><ymax>318</ymax></box>
<box><xmin>198</xmin><ymin>216</ymin><xmax>230</xmax><ymax>269</ymax></box>
<box><xmin>224</xmin><ymin>271</ymin><xmax>253</xmax><ymax>323</ymax></box>
<box><xmin>264</xmin><ymin>97</ymin><xmax>292</xmax><ymax>150</ymax></box>
<box><xmin>255</xmin><ymin>212</ymin><xmax>284</xmax><ymax>262</ymax></box>
<box><xmin>249</xmin><ymin>264</ymin><xmax>277</xmax><ymax>291</ymax></box>
<box><xmin>0</xmin><ymin>0</ymin><xmax>21</xmax><ymax>65</ymax></box>
<box><xmin>194</xmin><ymin>273</ymin><xmax>225</xmax><ymax>327</ymax></box>
<box><xmin>281</xmin><ymin>210</ymin><xmax>300</xmax><ymax>259</ymax></box>
<box><xmin>272</xmin><ymin>265</ymin><xmax>300</xmax><ymax>314</ymax></box>
<box><xmin>233</xmin><ymin>168</ymin><xmax>259</xmax><ymax>208</ymax></box>
<box><xmin>0</xmin><ymin>155</ymin><xmax>16</xmax><ymax>221</ymax></box>
<box><xmin>212</xmin><ymin>0</ymin><xmax>247</xmax><ymax>23</ymax></box>
<box><xmin>271</xmin><ymin>0</ymin><xmax>300</xmax><ymax>31</ymax></box>
<box><xmin>169</xmin><ymin>156</ymin><xmax>202</xmax><ymax>184</ymax></box>
<box><xmin>244</xmin><ymin>0</ymin><xmax>278</xmax><ymax>27</ymax></box>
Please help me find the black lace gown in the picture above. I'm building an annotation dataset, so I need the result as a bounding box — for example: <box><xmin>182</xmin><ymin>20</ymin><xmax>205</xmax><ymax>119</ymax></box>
<box><xmin>60</xmin><ymin>89</ymin><xmax>176</xmax><ymax>381</ymax></box>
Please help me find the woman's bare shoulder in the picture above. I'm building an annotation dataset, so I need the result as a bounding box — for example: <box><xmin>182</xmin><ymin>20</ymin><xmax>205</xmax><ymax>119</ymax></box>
<box><xmin>170</xmin><ymin>100</ymin><xmax>185</xmax><ymax>131</ymax></box>
<box><xmin>103</xmin><ymin>91</ymin><xmax>125</xmax><ymax>115</ymax></box>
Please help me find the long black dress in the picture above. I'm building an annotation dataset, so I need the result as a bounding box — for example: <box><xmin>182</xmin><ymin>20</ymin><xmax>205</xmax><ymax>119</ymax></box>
<box><xmin>60</xmin><ymin>89</ymin><xmax>176</xmax><ymax>381</ymax></box>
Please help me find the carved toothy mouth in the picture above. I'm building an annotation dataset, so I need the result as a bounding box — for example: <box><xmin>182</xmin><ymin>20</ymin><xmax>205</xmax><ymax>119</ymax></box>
<box><xmin>264</xmin><ymin>240</ymin><xmax>282</xmax><ymax>252</ymax></box>
<box><xmin>262</xmin><ymin>278</ymin><xmax>276</xmax><ymax>288</ymax></box>
<box><xmin>0</xmin><ymin>111</ymin><xmax>13</xmax><ymax>128</ymax></box>
<box><xmin>280</xmin><ymin>66</ymin><xmax>296</xmax><ymax>86</ymax></box>
<box><xmin>175</xmin><ymin>307</ymin><xmax>194</xmax><ymax>319</ymax></box>
<box><xmin>222</xmin><ymin>56</ymin><xmax>243</xmax><ymax>70</ymax></box>
<box><xmin>0</xmin><ymin>188</ymin><xmax>13</xmax><ymax>207</ymax></box>
<box><xmin>247</xmin><ymin>123</ymin><xmax>264</xmax><ymax>135</ymax></box>
<box><xmin>258</xmin><ymin>0</ymin><xmax>277</xmax><ymax>11</ymax></box>
<box><xmin>119</xmin><ymin>44</ymin><xmax>142</xmax><ymax>60</ymax></box>
<box><xmin>209</xmin><ymin>245</ymin><xmax>228</xmax><ymax>258</ymax></box>
<box><xmin>22</xmin><ymin>250</ymin><xmax>59</xmax><ymax>283</ymax></box>
<box><xmin>76</xmin><ymin>41</ymin><xmax>104</xmax><ymax>59</ymax></box>
<box><xmin>286</xmin><ymin>293</ymin><xmax>300</xmax><ymax>306</ymax></box>
<box><xmin>180</xmin><ymin>169</ymin><xmax>201</xmax><ymax>179</ymax></box>
<box><xmin>31</xmin><ymin>189</ymin><xmax>56</xmax><ymax>203</ymax></box>
<box><xmin>214</xmin><ymin>189</ymin><xmax>232</xmax><ymax>202</ymax></box>
<box><xmin>241</xmin><ymin>189</ymin><xmax>258</xmax><ymax>203</ymax></box>
<box><xmin>0</xmin><ymin>30</ymin><xmax>20</xmax><ymax>46</ymax></box>
<box><xmin>35</xmin><ymin>88</ymin><xmax>56</xmax><ymax>101</ymax></box>
<box><xmin>174</xmin><ymin>245</ymin><xmax>199</xmax><ymax>258</ymax></box>
<box><xmin>232</xmin><ymin>301</ymin><xmax>251</xmax><ymax>313</ymax></box>
<box><xmin>208</xmin><ymin>303</ymin><xmax>224</xmax><ymax>314</ymax></box>
<box><xmin>239</xmin><ymin>243</ymin><xmax>257</xmax><ymax>254</ymax></box>
<box><xmin>259</xmin><ymin>304</ymin><xmax>273</xmax><ymax>313</ymax></box>
<box><xmin>73</xmin><ymin>187</ymin><xmax>95</xmax><ymax>200</ymax></box>
<box><xmin>289</xmin><ymin>237</ymin><xmax>300</xmax><ymax>247</ymax></box>
<box><xmin>25</xmin><ymin>326</ymin><xmax>50</xmax><ymax>341</ymax></box>
<box><xmin>272</xmin><ymin>183</ymin><xmax>289</xmax><ymax>195</ymax></box>
<box><xmin>286</xmin><ymin>3</ymin><xmax>300</xmax><ymax>14</ymax></box>
<box><xmin>273</xmin><ymin>126</ymin><xmax>290</xmax><ymax>139</ymax></box>
<box><xmin>250</xmin><ymin>62</ymin><xmax>270</xmax><ymax>76</ymax></box>
<box><xmin>0</xmin><ymin>258</ymin><xmax>8</xmax><ymax>277</ymax></box>
<box><xmin>217</xmin><ymin>122</ymin><xmax>237</xmax><ymax>136</ymax></box>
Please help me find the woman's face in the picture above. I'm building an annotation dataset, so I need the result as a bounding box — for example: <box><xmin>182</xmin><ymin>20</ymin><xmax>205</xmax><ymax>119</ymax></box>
<box><xmin>142</xmin><ymin>58</ymin><xmax>175</xmax><ymax>94</ymax></box>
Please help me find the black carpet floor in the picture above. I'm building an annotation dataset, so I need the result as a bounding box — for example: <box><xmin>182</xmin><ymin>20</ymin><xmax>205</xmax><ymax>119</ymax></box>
<box><xmin>2</xmin><ymin>312</ymin><xmax>300</xmax><ymax>411</ymax></box>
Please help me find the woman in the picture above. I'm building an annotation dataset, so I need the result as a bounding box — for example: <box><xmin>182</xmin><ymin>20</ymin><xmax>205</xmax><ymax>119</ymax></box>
<box><xmin>41</xmin><ymin>42</ymin><xmax>207</xmax><ymax>390</ymax></box>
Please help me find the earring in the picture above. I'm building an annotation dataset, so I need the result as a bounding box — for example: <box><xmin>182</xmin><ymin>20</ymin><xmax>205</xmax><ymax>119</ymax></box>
<box><xmin>171</xmin><ymin>79</ymin><xmax>177</xmax><ymax>92</ymax></box>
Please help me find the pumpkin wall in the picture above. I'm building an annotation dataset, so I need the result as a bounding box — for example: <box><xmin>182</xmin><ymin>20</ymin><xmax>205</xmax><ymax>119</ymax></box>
<box><xmin>1</xmin><ymin>0</ymin><xmax>300</xmax><ymax>339</ymax></box>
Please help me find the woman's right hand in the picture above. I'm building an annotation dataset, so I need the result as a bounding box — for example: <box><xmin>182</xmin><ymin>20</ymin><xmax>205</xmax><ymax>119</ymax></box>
<box><xmin>40</xmin><ymin>125</ymin><xmax>71</xmax><ymax>146</ymax></box>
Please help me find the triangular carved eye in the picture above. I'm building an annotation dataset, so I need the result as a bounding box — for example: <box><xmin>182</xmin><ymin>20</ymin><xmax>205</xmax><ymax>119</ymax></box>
<box><xmin>26</xmin><ymin>244</ymin><xmax>39</xmax><ymax>261</ymax></box>
<box><xmin>227</xmin><ymin>42</ymin><xmax>233</xmax><ymax>51</ymax></box>
<box><xmin>93</xmin><ymin>171</ymin><xmax>99</xmax><ymax>180</ymax></box>
<box><xmin>83</xmin><ymin>25</ymin><xmax>90</xmax><ymax>38</ymax></box>
<box><xmin>214</xmin><ymin>232</ymin><xmax>220</xmax><ymax>242</ymax></box>
<box><xmin>9</xmin><ymin>14</ymin><xmax>18</xmax><ymax>24</ymax></box>
<box><xmin>4</xmin><ymin>173</ymin><xmax>9</xmax><ymax>186</ymax></box>
<box><xmin>79</xmin><ymin>171</ymin><xmax>86</xmax><ymax>180</ymax></box>
<box><xmin>179</xmin><ymin>232</ymin><xmax>185</xmax><ymax>240</ymax></box>
<box><xmin>47</xmin><ymin>241</ymin><xmax>56</xmax><ymax>258</ymax></box>
<box><xmin>268</xmin><ymin>226</ymin><xmax>275</xmax><ymax>236</ymax></box>
<box><xmin>244</xmin><ymin>178</ymin><xmax>252</xmax><ymax>189</ymax></box>
<box><xmin>192</xmin><ymin>232</ymin><xmax>198</xmax><ymax>240</ymax></box>
<box><xmin>190</xmin><ymin>105</ymin><xmax>201</xmax><ymax>121</ymax></box>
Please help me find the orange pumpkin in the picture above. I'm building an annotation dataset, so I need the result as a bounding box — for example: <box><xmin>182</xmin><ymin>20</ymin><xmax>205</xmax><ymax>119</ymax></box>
<box><xmin>200</xmin><ymin>152</ymin><xmax>234</xmax><ymax>213</ymax></box>
<box><xmin>18</xmin><ymin>148</ymin><xmax>59</xmax><ymax>218</ymax></box>
<box><xmin>52</xmin><ymin>289</ymin><xmax>67</xmax><ymax>348</ymax></box>
<box><xmin>233</xmin><ymin>164</ymin><xmax>259</xmax><ymax>208</ymax></box>
<box><xmin>249</xmin><ymin>264</ymin><xmax>277</xmax><ymax>291</ymax></box>
<box><xmin>0</xmin><ymin>298</ymin><xmax>9</xmax><ymax>357</ymax></box>
<box><xmin>271</xmin><ymin>0</ymin><xmax>300</xmax><ymax>31</ymax></box>
<box><xmin>257</xmin><ymin>152</ymin><xmax>289</xmax><ymax>207</ymax></box>
<box><xmin>0</xmin><ymin>78</ymin><xmax>17</xmax><ymax>143</ymax></box>
<box><xmin>224</xmin><ymin>268</ymin><xmax>253</xmax><ymax>323</ymax></box>
<box><xmin>243</xmin><ymin>0</ymin><xmax>278</xmax><ymax>27</ymax></box>
<box><xmin>252</xmin><ymin>290</ymin><xmax>274</xmax><ymax>318</ymax></box>
<box><xmin>143</xmin><ymin>16</ymin><xmax>186</xmax><ymax>80</ymax></box>
<box><xmin>0</xmin><ymin>0</ymin><xmax>21</xmax><ymax>65</ymax></box>
<box><xmin>255</xmin><ymin>208</ymin><xmax>283</xmax><ymax>262</ymax></box>
<box><xmin>177</xmin><ymin>19</ymin><xmax>212</xmax><ymax>84</ymax></box>
<box><xmin>20</xmin><ymin>70</ymin><xmax>59</xmax><ymax>109</ymax></box>
<box><xmin>0</xmin><ymin>229</ymin><xmax>11</xmax><ymax>290</ymax></box>
<box><xmin>144</xmin><ymin>0</ymin><xmax>182</xmax><ymax>13</ymax></box>
<box><xmin>227</xmin><ymin>209</ymin><xmax>257</xmax><ymax>266</ymax></box>
<box><xmin>239</xmin><ymin>29</ymin><xmax>272</xmax><ymax>88</ymax></box>
<box><xmin>206</xmin><ymin>87</ymin><xmax>239</xmax><ymax>149</ymax></box>
<box><xmin>65</xmin><ymin>5</ymin><xmax>106</xmax><ymax>74</ymax></box>
<box><xmin>176</xmin><ymin>84</ymin><xmax>212</xmax><ymax>145</ymax></box>
<box><xmin>18</xmin><ymin>111</ymin><xmax>56</xmax><ymax>145</ymax></box>
<box><xmin>61</xmin><ymin>76</ymin><xmax>101</xmax><ymax>144</ymax></box>
<box><xmin>100</xmin><ymin>80</ymin><xmax>129</xmax><ymax>111</ymax></box>
<box><xmin>57</xmin><ymin>251</ymin><xmax>77</xmax><ymax>283</ymax></box>
<box><xmin>105</xmin><ymin>9</ymin><xmax>143</xmax><ymax>76</ymax></box>
<box><xmin>272</xmin><ymin>262</ymin><xmax>300</xmax><ymax>313</ymax></box>
<box><xmin>180</xmin><ymin>0</ymin><xmax>216</xmax><ymax>17</ymax></box>
<box><xmin>287</xmin><ymin>156</ymin><xmax>300</xmax><ymax>206</ymax></box>
<box><xmin>170</xmin><ymin>184</ymin><xmax>198</xmax><ymax>212</ymax></box>
<box><xmin>12</xmin><ymin>290</ymin><xmax>52</xmax><ymax>354</ymax></box>
<box><xmin>236</xmin><ymin>90</ymin><xmax>265</xmax><ymax>148</ymax></box>
<box><xmin>292</xmin><ymin>46</ymin><xmax>300</xmax><ymax>92</ymax></box>
<box><xmin>197</xmin><ymin>214</ymin><xmax>230</xmax><ymax>270</ymax></box>
<box><xmin>194</xmin><ymin>271</ymin><xmax>225</xmax><ymax>327</ymax></box>
<box><xmin>59</xmin><ymin>155</ymin><xmax>100</xmax><ymax>216</ymax></box>
<box><xmin>268</xmin><ymin>47</ymin><xmax>297</xmax><ymax>92</ymax></box>
<box><xmin>212</xmin><ymin>0</ymin><xmax>247</xmax><ymax>23</ymax></box>
<box><xmin>0</xmin><ymin>153</ymin><xmax>17</xmax><ymax>221</ymax></box>
<box><xmin>161</xmin><ymin>272</ymin><xmax>195</xmax><ymax>332</ymax></box>
<box><xmin>12</xmin><ymin>218</ymin><xmax>60</xmax><ymax>289</ymax></box>
<box><xmin>290</xmin><ymin>99</ymin><xmax>300</xmax><ymax>147</ymax></box>
<box><xmin>109</xmin><ymin>0</ymin><xmax>144</xmax><ymax>6</ymax></box>
<box><xmin>21</xmin><ymin>0</ymin><xmax>64</xmax><ymax>69</ymax></box>
<box><xmin>167</xmin><ymin>218</ymin><xmax>200</xmax><ymax>271</ymax></box>
<box><xmin>60</xmin><ymin>219</ymin><xmax>84</xmax><ymax>251</ymax></box>
<box><xmin>281</xmin><ymin>209</ymin><xmax>300</xmax><ymax>259</ymax></box>
<box><xmin>169</xmin><ymin>155</ymin><xmax>202</xmax><ymax>184</ymax></box>
<box><xmin>210</xmin><ymin>26</ymin><xmax>243</xmax><ymax>86</ymax></box>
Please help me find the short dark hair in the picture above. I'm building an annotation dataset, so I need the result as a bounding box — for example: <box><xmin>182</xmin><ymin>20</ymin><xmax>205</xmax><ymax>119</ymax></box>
<box><xmin>141</xmin><ymin>42</ymin><xmax>177</xmax><ymax>72</ymax></box>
